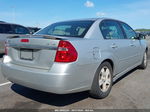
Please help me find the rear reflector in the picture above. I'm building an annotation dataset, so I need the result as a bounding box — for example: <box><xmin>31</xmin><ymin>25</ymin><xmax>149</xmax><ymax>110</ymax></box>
<box><xmin>21</xmin><ymin>39</ymin><xmax>29</xmax><ymax>42</ymax></box>
<box><xmin>55</xmin><ymin>40</ymin><xmax>78</xmax><ymax>62</ymax></box>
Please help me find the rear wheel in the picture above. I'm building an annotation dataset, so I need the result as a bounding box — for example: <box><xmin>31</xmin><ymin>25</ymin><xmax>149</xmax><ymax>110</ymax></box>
<box><xmin>139</xmin><ymin>51</ymin><xmax>148</xmax><ymax>69</ymax></box>
<box><xmin>90</xmin><ymin>62</ymin><xmax>113</xmax><ymax>99</ymax></box>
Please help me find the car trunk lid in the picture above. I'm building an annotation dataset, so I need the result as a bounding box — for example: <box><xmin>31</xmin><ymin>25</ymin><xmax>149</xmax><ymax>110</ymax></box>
<box><xmin>7</xmin><ymin>36</ymin><xmax>63</xmax><ymax>70</ymax></box>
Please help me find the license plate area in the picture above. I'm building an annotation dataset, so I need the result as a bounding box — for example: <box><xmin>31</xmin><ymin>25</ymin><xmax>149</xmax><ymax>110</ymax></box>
<box><xmin>20</xmin><ymin>48</ymin><xmax>33</xmax><ymax>60</ymax></box>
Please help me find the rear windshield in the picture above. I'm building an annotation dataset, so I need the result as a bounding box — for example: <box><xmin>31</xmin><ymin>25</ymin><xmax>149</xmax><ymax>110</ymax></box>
<box><xmin>36</xmin><ymin>21</ymin><xmax>94</xmax><ymax>38</ymax></box>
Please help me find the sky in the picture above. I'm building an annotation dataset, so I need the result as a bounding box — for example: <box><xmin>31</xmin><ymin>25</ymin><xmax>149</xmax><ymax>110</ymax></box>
<box><xmin>0</xmin><ymin>0</ymin><xmax>150</xmax><ymax>29</ymax></box>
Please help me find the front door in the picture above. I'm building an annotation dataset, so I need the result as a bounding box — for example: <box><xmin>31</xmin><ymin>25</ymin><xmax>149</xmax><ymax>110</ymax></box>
<box><xmin>120</xmin><ymin>22</ymin><xmax>141</xmax><ymax>66</ymax></box>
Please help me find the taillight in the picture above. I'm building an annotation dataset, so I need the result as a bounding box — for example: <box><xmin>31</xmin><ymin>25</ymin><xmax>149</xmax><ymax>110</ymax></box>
<box><xmin>55</xmin><ymin>40</ymin><xmax>78</xmax><ymax>62</ymax></box>
<box><xmin>20</xmin><ymin>39</ymin><xmax>29</xmax><ymax>42</ymax></box>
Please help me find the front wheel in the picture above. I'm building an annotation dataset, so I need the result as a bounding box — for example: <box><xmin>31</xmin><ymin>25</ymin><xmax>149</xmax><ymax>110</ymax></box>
<box><xmin>139</xmin><ymin>51</ymin><xmax>148</xmax><ymax>69</ymax></box>
<box><xmin>90</xmin><ymin>62</ymin><xmax>113</xmax><ymax>99</ymax></box>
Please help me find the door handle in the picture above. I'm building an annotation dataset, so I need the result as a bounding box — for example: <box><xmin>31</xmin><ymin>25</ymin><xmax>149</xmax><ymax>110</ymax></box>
<box><xmin>130</xmin><ymin>44</ymin><xmax>136</xmax><ymax>47</ymax></box>
<box><xmin>111</xmin><ymin>43</ymin><xmax>118</xmax><ymax>48</ymax></box>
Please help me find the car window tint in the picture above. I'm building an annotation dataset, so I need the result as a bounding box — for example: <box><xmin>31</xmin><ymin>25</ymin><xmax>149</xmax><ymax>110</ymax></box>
<box><xmin>0</xmin><ymin>24</ymin><xmax>13</xmax><ymax>34</ymax></box>
<box><xmin>12</xmin><ymin>25</ymin><xmax>30</xmax><ymax>34</ymax></box>
<box><xmin>36</xmin><ymin>21</ymin><xmax>94</xmax><ymax>38</ymax></box>
<box><xmin>100</xmin><ymin>20</ymin><xmax>125</xmax><ymax>39</ymax></box>
<box><xmin>121</xmin><ymin>23</ymin><xmax>136</xmax><ymax>39</ymax></box>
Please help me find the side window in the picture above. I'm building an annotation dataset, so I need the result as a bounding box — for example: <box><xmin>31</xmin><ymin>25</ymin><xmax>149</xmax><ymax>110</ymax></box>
<box><xmin>100</xmin><ymin>20</ymin><xmax>125</xmax><ymax>39</ymax></box>
<box><xmin>121</xmin><ymin>23</ymin><xmax>136</xmax><ymax>39</ymax></box>
<box><xmin>0</xmin><ymin>24</ymin><xmax>13</xmax><ymax>34</ymax></box>
<box><xmin>12</xmin><ymin>25</ymin><xmax>30</xmax><ymax>34</ymax></box>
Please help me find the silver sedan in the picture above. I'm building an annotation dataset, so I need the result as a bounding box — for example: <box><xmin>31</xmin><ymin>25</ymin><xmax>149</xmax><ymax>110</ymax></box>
<box><xmin>1</xmin><ymin>18</ymin><xmax>148</xmax><ymax>99</ymax></box>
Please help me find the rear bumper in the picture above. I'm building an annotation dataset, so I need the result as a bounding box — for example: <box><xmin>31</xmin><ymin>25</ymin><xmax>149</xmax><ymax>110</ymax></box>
<box><xmin>1</xmin><ymin>56</ymin><xmax>94</xmax><ymax>94</ymax></box>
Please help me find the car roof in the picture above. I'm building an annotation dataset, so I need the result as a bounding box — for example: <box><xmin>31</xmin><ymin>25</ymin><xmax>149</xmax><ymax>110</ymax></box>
<box><xmin>55</xmin><ymin>18</ymin><xmax>102</xmax><ymax>22</ymax></box>
<box><xmin>0</xmin><ymin>21</ymin><xmax>6</xmax><ymax>23</ymax></box>
<box><xmin>0</xmin><ymin>22</ymin><xmax>26</xmax><ymax>27</ymax></box>
<box><xmin>53</xmin><ymin>18</ymin><xmax>125</xmax><ymax>23</ymax></box>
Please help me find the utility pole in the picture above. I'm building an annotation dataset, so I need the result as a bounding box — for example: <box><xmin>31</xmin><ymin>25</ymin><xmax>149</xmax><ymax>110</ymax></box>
<box><xmin>11</xmin><ymin>6</ymin><xmax>16</xmax><ymax>23</ymax></box>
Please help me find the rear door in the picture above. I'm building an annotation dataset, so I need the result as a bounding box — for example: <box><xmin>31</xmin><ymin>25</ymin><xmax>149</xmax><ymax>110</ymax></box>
<box><xmin>100</xmin><ymin>20</ymin><xmax>135</xmax><ymax>74</ymax></box>
<box><xmin>120</xmin><ymin>22</ymin><xmax>141</xmax><ymax>65</ymax></box>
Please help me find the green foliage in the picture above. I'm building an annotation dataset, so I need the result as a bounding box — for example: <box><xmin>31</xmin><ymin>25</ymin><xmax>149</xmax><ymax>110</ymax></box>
<box><xmin>135</xmin><ymin>29</ymin><xmax>150</xmax><ymax>32</ymax></box>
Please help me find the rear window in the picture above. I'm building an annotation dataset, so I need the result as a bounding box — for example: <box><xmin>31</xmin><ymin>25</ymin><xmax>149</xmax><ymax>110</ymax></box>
<box><xmin>36</xmin><ymin>21</ymin><xmax>94</xmax><ymax>38</ymax></box>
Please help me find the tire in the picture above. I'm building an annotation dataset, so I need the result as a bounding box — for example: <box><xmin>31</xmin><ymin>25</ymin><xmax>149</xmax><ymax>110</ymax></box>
<box><xmin>139</xmin><ymin>51</ymin><xmax>148</xmax><ymax>69</ymax></box>
<box><xmin>90</xmin><ymin>61</ymin><xmax>113</xmax><ymax>99</ymax></box>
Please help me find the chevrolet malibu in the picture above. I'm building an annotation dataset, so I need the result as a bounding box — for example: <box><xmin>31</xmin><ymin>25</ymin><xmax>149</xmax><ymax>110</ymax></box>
<box><xmin>1</xmin><ymin>18</ymin><xmax>148</xmax><ymax>98</ymax></box>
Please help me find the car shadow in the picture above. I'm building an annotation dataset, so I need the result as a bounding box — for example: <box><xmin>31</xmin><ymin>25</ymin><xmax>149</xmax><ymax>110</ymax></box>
<box><xmin>11</xmin><ymin>84</ymin><xmax>89</xmax><ymax>106</ymax></box>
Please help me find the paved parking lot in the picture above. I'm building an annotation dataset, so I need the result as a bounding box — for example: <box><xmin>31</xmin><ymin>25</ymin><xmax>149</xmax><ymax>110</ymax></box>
<box><xmin>0</xmin><ymin>38</ymin><xmax>150</xmax><ymax>109</ymax></box>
